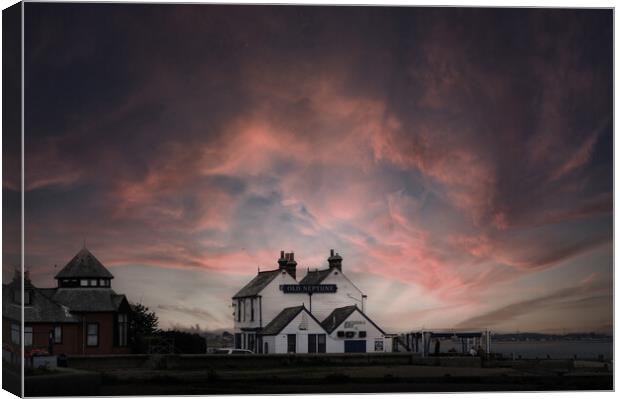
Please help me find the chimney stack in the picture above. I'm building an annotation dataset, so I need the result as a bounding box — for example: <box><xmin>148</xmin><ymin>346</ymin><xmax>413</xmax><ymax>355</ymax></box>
<box><xmin>278</xmin><ymin>250</ymin><xmax>297</xmax><ymax>279</ymax></box>
<box><xmin>327</xmin><ymin>249</ymin><xmax>343</xmax><ymax>271</ymax></box>
<box><xmin>286</xmin><ymin>252</ymin><xmax>297</xmax><ymax>279</ymax></box>
<box><xmin>278</xmin><ymin>250</ymin><xmax>288</xmax><ymax>268</ymax></box>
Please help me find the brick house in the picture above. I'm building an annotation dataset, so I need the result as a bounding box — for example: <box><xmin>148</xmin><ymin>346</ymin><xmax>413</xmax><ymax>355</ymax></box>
<box><xmin>2</xmin><ymin>247</ymin><xmax>131</xmax><ymax>356</ymax></box>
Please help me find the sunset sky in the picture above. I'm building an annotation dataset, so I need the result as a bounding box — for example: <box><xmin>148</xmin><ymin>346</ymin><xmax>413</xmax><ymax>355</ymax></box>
<box><xmin>5</xmin><ymin>4</ymin><xmax>612</xmax><ymax>333</ymax></box>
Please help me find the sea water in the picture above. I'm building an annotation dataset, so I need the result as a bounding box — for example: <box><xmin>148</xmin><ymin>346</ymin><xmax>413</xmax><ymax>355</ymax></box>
<box><xmin>491</xmin><ymin>341</ymin><xmax>613</xmax><ymax>360</ymax></box>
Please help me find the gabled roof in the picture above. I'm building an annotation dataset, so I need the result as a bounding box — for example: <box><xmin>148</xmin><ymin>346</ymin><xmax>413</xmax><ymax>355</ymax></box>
<box><xmin>52</xmin><ymin>288</ymin><xmax>127</xmax><ymax>312</ymax></box>
<box><xmin>321</xmin><ymin>305</ymin><xmax>357</xmax><ymax>333</ymax></box>
<box><xmin>2</xmin><ymin>283</ymin><xmax>79</xmax><ymax>323</ymax></box>
<box><xmin>321</xmin><ymin>305</ymin><xmax>386</xmax><ymax>335</ymax></box>
<box><xmin>55</xmin><ymin>248</ymin><xmax>114</xmax><ymax>279</ymax></box>
<box><xmin>299</xmin><ymin>268</ymin><xmax>332</xmax><ymax>285</ymax></box>
<box><xmin>260</xmin><ymin>305</ymin><xmax>326</xmax><ymax>336</ymax></box>
<box><xmin>260</xmin><ymin>306</ymin><xmax>305</xmax><ymax>335</ymax></box>
<box><xmin>233</xmin><ymin>269</ymin><xmax>280</xmax><ymax>299</ymax></box>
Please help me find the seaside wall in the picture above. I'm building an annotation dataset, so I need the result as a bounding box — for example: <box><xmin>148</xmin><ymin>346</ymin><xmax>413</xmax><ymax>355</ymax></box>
<box><xmin>66</xmin><ymin>353</ymin><xmax>482</xmax><ymax>371</ymax></box>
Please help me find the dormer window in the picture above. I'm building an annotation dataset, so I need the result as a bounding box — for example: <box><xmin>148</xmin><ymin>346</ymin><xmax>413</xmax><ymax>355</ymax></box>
<box><xmin>12</xmin><ymin>290</ymin><xmax>32</xmax><ymax>305</ymax></box>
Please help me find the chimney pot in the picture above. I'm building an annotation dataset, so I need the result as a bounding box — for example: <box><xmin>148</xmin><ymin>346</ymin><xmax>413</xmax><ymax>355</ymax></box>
<box><xmin>280</xmin><ymin>250</ymin><xmax>284</xmax><ymax>258</ymax></box>
<box><xmin>330</xmin><ymin>249</ymin><xmax>334</xmax><ymax>257</ymax></box>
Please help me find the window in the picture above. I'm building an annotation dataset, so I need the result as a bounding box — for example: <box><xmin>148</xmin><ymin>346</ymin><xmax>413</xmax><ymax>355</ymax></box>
<box><xmin>337</xmin><ymin>331</ymin><xmax>345</xmax><ymax>338</ymax></box>
<box><xmin>117</xmin><ymin>314</ymin><xmax>128</xmax><ymax>346</ymax></box>
<box><xmin>11</xmin><ymin>323</ymin><xmax>20</xmax><ymax>344</ymax></box>
<box><xmin>359</xmin><ymin>331</ymin><xmax>367</xmax><ymax>338</ymax></box>
<box><xmin>250</xmin><ymin>298</ymin><xmax>254</xmax><ymax>321</ymax></box>
<box><xmin>12</xmin><ymin>290</ymin><xmax>20</xmax><ymax>303</ymax></box>
<box><xmin>24</xmin><ymin>290</ymin><xmax>32</xmax><ymax>305</ymax></box>
<box><xmin>264</xmin><ymin>342</ymin><xmax>269</xmax><ymax>354</ymax></box>
<box><xmin>234</xmin><ymin>333</ymin><xmax>242</xmax><ymax>349</ymax></box>
<box><xmin>89</xmin><ymin>279</ymin><xmax>97</xmax><ymax>286</ymax></box>
<box><xmin>87</xmin><ymin>323</ymin><xmax>99</xmax><ymax>346</ymax></box>
<box><xmin>248</xmin><ymin>334</ymin><xmax>255</xmax><ymax>352</ymax></box>
<box><xmin>24</xmin><ymin>326</ymin><xmax>33</xmax><ymax>346</ymax></box>
<box><xmin>80</xmin><ymin>280</ymin><xmax>88</xmax><ymax>287</ymax></box>
<box><xmin>308</xmin><ymin>334</ymin><xmax>317</xmax><ymax>353</ymax></box>
<box><xmin>318</xmin><ymin>334</ymin><xmax>326</xmax><ymax>353</ymax></box>
<box><xmin>308</xmin><ymin>334</ymin><xmax>326</xmax><ymax>353</ymax></box>
<box><xmin>287</xmin><ymin>334</ymin><xmax>296</xmax><ymax>353</ymax></box>
<box><xmin>236</xmin><ymin>300</ymin><xmax>241</xmax><ymax>322</ymax></box>
<box><xmin>54</xmin><ymin>326</ymin><xmax>62</xmax><ymax>344</ymax></box>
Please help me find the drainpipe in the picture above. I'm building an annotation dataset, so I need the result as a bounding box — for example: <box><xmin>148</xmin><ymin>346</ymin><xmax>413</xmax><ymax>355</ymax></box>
<box><xmin>258</xmin><ymin>296</ymin><xmax>262</xmax><ymax>329</ymax></box>
<box><xmin>82</xmin><ymin>315</ymin><xmax>86</xmax><ymax>355</ymax></box>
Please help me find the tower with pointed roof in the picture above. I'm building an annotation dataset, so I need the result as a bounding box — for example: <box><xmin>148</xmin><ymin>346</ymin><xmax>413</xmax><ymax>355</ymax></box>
<box><xmin>55</xmin><ymin>247</ymin><xmax>114</xmax><ymax>288</ymax></box>
<box><xmin>2</xmin><ymin>246</ymin><xmax>132</xmax><ymax>357</ymax></box>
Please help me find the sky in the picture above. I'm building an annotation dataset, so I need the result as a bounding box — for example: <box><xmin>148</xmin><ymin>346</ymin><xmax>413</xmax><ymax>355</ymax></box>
<box><xmin>3</xmin><ymin>4</ymin><xmax>612</xmax><ymax>333</ymax></box>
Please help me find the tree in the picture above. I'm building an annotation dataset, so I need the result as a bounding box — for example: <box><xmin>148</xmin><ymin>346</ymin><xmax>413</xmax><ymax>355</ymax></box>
<box><xmin>129</xmin><ymin>303</ymin><xmax>160</xmax><ymax>353</ymax></box>
<box><xmin>158</xmin><ymin>330</ymin><xmax>206</xmax><ymax>354</ymax></box>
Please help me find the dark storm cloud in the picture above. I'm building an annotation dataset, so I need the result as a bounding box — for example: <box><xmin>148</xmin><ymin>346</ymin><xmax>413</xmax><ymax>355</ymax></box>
<box><xmin>456</xmin><ymin>279</ymin><xmax>612</xmax><ymax>330</ymax></box>
<box><xmin>20</xmin><ymin>5</ymin><xmax>612</xmax><ymax>331</ymax></box>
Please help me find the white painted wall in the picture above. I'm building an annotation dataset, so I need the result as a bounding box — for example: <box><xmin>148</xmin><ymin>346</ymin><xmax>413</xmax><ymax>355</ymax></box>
<box><xmin>270</xmin><ymin>309</ymin><xmax>327</xmax><ymax>354</ymax></box>
<box><xmin>258</xmin><ymin>270</ymin><xmax>306</xmax><ymax>326</ymax></box>
<box><xmin>233</xmin><ymin>270</ymin><xmax>299</xmax><ymax>332</ymax></box>
<box><xmin>326</xmin><ymin>308</ymin><xmax>392</xmax><ymax>353</ymax></box>
<box><xmin>232</xmin><ymin>266</ymin><xmax>392</xmax><ymax>354</ymax></box>
<box><xmin>234</xmin><ymin>267</ymin><xmax>367</xmax><ymax>333</ymax></box>
<box><xmin>262</xmin><ymin>336</ymin><xmax>276</xmax><ymax>354</ymax></box>
<box><xmin>309</xmin><ymin>269</ymin><xmax>365</xmax><ymax>321</ymax></box>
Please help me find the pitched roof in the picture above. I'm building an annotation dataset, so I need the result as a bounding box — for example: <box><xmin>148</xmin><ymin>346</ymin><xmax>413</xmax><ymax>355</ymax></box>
<box><xmin>299</xmin><ymin>268</ymin><xmax>332</xmax><ymax>285</ymax></box>
<box><xmin>233</xmin><ymin>269</ymin><xmax>280</xmax><ymax>298</ymax></box>
<box><xmin>321</xmin><ymin>305</ymin><xmax>386</xmax><ymax>335</ymax></box>
<box><xmin>321</xmin><ymin>305</ymin><xmax>357</xmax><ymax>333</ymax></box>
<box><xmin>2</xmin><ymin>284</ymin><xmax>79</xmax><ymax>323</ymax></box>
<box><xmin>55</xmin><ymin>248</ymin><xmax>114</xmax><ymax>279</ymax></box>
<box><xmin>260</xmin><ymin>306</ymin><xmax>305</xmax><ymax>335</ymax></box>
<box><xmin>52</xmin><ymin>288</ymin><xmax>126</xmax><ymax>312</ymax></box>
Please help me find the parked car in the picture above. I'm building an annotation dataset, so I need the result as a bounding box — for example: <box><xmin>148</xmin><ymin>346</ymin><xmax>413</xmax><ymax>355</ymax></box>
<box><xmin>212</xmin><ymin>348</ymin><xmax>254</xmax><ymax>355</ymax></box>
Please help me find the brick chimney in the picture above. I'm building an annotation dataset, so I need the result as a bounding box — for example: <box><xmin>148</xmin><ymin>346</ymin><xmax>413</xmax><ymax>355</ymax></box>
<box><xmin>277</xmin><ymin>250</ymin><xmax>287</xmax><ymax>268</ymax></box>
<box><xmin>327</xmin><ymin>249</ymin><xmax>343</xmax><ymax>271</ymax></box>
<box><xmin>277</xmin><ymin>250</ymin><xmax>297</xmax><ymax>279</ymax></box>
<box><xmin>286</xmin><ymin>252</ymin><xmax>297</xmax><ymax>279</ymax></box>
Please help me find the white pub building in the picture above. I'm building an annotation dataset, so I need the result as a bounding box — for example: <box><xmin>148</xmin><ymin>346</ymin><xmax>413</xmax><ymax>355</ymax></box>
<box><xmin>232</xmin><ymin>250</ymin><xmax>392</xmax><ymax>354</ymax></box>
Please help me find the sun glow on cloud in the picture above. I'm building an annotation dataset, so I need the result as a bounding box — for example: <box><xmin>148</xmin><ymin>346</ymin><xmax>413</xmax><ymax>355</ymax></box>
<box><xmin>16</xmin><ymin>5</ymin><xmax>612</xmax><ymax>333</ymax></box>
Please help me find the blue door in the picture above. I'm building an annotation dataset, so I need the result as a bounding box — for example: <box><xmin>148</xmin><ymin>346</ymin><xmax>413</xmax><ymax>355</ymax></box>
<box><xmin>344</xmin><ymin>340</ymin><xmax>366</xmax><ymax>353</ymax></box>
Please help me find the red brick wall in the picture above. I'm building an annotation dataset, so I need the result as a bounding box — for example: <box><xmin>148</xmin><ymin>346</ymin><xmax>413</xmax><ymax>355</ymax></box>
<box><xmin>3</xmin><ymin>318</ymin><xmax>16</xmax><ymax>346</ymax></box>
<box><xmin>79</xmin><ymin>312</ymin><xmax>130</xmax><ymax>355</ymax></box>
<box><xmin>4</xmin><ymin>312</ymin><xmax>131</xmax><ymax>356</ymax></box>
